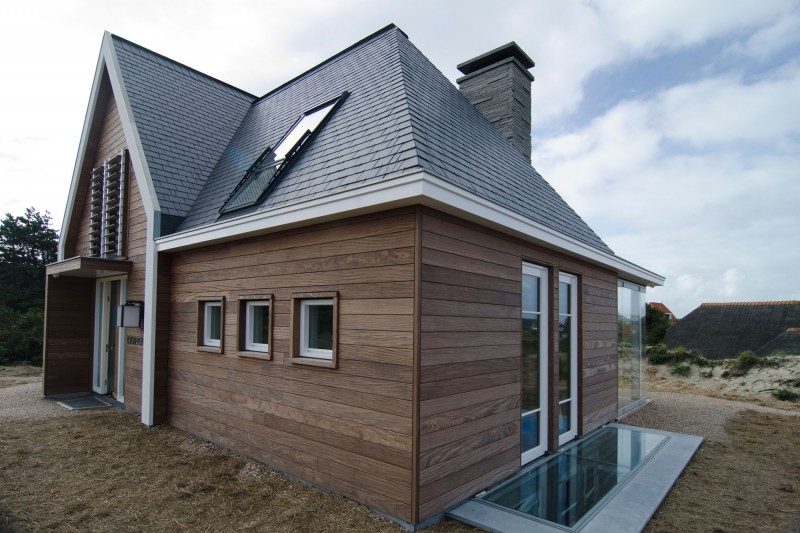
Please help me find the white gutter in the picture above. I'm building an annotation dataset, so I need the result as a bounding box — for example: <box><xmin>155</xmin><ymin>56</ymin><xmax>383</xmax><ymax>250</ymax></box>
<box><xmin>156</xmin><ymin>171</ymin><xmax>664</xmax><ymax>287</ymax></box>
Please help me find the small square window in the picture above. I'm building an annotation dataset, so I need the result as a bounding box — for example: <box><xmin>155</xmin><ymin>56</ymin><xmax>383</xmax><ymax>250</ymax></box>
<box><xmin>291</xmin><ymin>292</ymin><xmax>338</xmax><ymax>368</ymax></box>
<box><xmin>197</xmin><ymin>297</ymin><xmax>224</xmax><ymax>353</ymax></box>
<box><xmin>301</xmin><ymin>299</ymin><xmax>333</xmax><ymax>358</ymax></box>
<box><xmin>237</xmin><ymin>295</ymin><xmax>274</xmax><ymax>359</ymax></box>
<box><xmin>245</xmin><ymin>301</ymin><xmax>270</xmax><ymax>352</ymax></box>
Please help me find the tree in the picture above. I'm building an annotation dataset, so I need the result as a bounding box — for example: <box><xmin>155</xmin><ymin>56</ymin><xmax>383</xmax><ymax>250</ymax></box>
<box><xmin>0</xmin><ymin>208</ymin><xmax>58</xmax><ymax>364</ymax></box>
<box><xmin>645</xmin><ymin>304</ymin><xmax>672</xmax><ymax>346</ymax></box>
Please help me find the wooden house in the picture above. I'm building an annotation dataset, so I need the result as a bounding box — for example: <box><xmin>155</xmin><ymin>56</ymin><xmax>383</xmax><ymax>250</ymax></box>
<box><xmin>43</xmin><ymin>25</ymin><xmax>663</xmax><ymax>528</ymax></box>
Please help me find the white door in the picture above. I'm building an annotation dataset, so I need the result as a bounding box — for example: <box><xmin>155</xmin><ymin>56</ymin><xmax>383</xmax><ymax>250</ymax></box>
<box><xmin>557</xmin><ymin>273</ymin><xmax>579</xmax><ymax>445</ymax></box>
<box><xmin>93</xmin><ymin>279</ymin><xmax>126</xmax><ymax>397</ymax></box>
<box><xmin>521</xmin><ymin>263</ymin><xmax>549</xmax><ymax>464</ymax></box>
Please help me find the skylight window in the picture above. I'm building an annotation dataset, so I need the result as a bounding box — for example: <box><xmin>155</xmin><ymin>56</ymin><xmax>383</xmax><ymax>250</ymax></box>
<box><xmin>220</xmin><ymin>95</ymin><xmax>345</xmax><ymax>215</ymax></box>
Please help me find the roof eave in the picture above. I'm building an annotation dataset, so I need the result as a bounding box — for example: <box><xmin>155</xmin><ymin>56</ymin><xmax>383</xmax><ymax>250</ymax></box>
<box><xmin>155</xmin><ymin>171</ymin><xmax>664</xmax><ymax>287</ymax></box>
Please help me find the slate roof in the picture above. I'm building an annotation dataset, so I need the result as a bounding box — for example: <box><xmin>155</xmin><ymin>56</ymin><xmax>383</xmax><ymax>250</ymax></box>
<box><xmin>664</xmin><ymin>301</ymin><xmax>800</xmax><ymax>360</ymax></box>
<box><xmin>112</xmin><ymin>25</ymin><xmax>612</xmax><ymax>255</ymax></box>
<box><xmin>110</xmin><ymin>36</ymin><xmax>255</xmax><ymax>223</ymax></box>
<box><xmin>755</xmin><ymin>328</ymin><xmax>800</xmax><ymax>357</ymax></box>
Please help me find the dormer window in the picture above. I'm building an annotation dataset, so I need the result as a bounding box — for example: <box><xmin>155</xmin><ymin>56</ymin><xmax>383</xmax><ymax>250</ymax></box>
<box><xmin>89</xmin><ymin>150</ymin><xmax>126</xmax><ymax>257</ymax></box>
<box><xmin>220</xmin><ymin>94</ymin><xmax>346</xmax><ymax>215</ymax></box>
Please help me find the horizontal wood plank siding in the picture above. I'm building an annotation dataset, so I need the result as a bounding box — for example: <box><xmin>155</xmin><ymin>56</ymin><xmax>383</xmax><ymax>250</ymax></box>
<box><xmin>53</xmin><ymin>90</ymin><xmax>148</xmax><ymax>413</ymax></box>
<box><xmin>43</xmin><ymin>277</ymin><xmax>95</xmax><ymax>395</ymax></box>
<box><xmin>416</xmin><ymin>208</ymin><xmax>618</xmax><ymax>522</ymax></box>
<box><xmin>166</xmin><ymin>210</ymin><xmax>416</xmax><ymax>523</ymax></box>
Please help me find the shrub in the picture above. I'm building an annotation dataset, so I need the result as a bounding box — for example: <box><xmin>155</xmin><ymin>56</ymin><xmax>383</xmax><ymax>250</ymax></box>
<box><xmin>648</xmin><ymin>344</ymin><xmax>671</xmax><ymax>365</ymax></box>
<box><xmin>772</xmin><ymin>389</ymin><xmax>800</xmax><ymax>402</ymax></box>
<box><xmin>670</xmin><ymin>363</ymin><xmax>691</xmax><ymax>377</ymax></box>
<box><xmin>727</xmin><ymin>351</ymin><xmax>759</xmax><ymax>377</ymax></box>
<box><xmin>792</xmin><ymin>379</ymin><xmax>800</xmax><ymax>388</ymax></box>
<box><xmin>721</xmin><ymin>370</ymin><xmax>730</xmax><ymax>378</ymax></box>
<box><xmin>649</xmin><ymin>351</ymin><xmax>672</xmax><ymax>365</ymax></box>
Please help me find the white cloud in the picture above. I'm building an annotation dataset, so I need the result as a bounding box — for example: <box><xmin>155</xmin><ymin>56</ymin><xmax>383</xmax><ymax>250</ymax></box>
<box><xmin>534</xmin><ymin>68</ymin><xmax>800</xmax><ymax>316</ymax></box>
<box><xmin>656</xmin><ymin>71</ymin><xmax>800</xmax><ymax>145</ymax></box>
<box><xmin>731</xmin><ymin>12</ymin><xmax>800</xmax><ymax>58</ymax></box>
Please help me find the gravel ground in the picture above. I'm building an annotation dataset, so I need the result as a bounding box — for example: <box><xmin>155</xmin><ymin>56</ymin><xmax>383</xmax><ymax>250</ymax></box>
<box><xmin>0</xmin><ymin>380</ymin><xmax>89</xmax><ymax>423</ymax></box>
<box><xmin>621</xmin><ymin>389</ymin><xmax>800</xmax><ymax>443</ymax></box>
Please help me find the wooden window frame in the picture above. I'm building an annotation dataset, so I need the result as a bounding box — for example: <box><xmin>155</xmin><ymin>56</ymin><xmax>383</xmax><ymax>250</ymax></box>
<box><xmin>237</xmin><ymin>294</ymin><xmax>274</xmax><ymax>360</ymax></box>
<box><xmin>290</xmin><ymin>292</ymin><xmax>338</xmax><ymax>368</ymax></box>
<box><xmin>197</xmin><ymin>297</ymin><xmax>224</xmax><ymax>353</ymax></box>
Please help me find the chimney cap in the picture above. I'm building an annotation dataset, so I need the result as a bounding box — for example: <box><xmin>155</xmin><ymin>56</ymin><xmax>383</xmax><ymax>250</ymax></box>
<box><xmin>457</xmin><ymin>42</ymin><xmax>535</xmax><ymax>75</ymax></box>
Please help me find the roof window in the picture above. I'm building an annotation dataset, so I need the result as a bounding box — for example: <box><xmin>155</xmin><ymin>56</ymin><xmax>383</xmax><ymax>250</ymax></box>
<box><xmin>220</xmin><ymin>94</ymin><xmax>346</xmax><ymax>215</ymax></box>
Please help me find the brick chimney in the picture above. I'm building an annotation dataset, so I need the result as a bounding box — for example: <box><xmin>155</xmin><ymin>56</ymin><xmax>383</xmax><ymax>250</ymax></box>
<box><xmin>457</xmin><ymin>42</ymin><xmax>535</xmax><ymax>160</ymax></box>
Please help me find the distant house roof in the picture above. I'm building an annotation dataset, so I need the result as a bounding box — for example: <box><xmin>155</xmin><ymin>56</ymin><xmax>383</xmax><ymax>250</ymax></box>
<box><xmin>648</xmin><ymin>302</ymin><xmax>677</xmax><ymax>320</ymax></box>
<box><xmin>754</xmin><ymin>327</ymin><xmax>800</xmax><ymax>357</ymax></box>
<box><xmin>106</xmin><ymin>25</ymin><xmax>613</xmax><ymax>254</ymax></box>
<box><xmin>664</xmin><ymin>301</ymin><xmax>800</xmax><ymax>359</ymax></box>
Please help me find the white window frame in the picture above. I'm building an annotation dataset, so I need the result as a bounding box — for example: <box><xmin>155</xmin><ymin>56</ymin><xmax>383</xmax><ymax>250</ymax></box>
<box><xmin>521</xmin><ymin>262</ymin><xmax>550</xmax><ymax>465</ymax></box>
<box><xmin>300</xmin><ymin>299</ymin><xmax>334</xmax><ymax>360</ymax></box>
<box><xmin>203</xmin><ymin>301</ymin><xmax>222</xmax><ymax>348</ymax></box>
<box><xmin>244</xmin><ymin>300</ymin><xmax>270</xmax><ymax>353</ymax></box>
<box><xmin>558</xmin><ymin>272</ymin><xmax>579</xmax><ymax>446</ymax></box>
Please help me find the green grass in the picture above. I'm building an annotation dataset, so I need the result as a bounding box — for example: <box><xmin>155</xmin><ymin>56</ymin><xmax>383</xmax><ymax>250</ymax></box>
<box><xmin>772</xmin><ymin>389</ymin><xmax>800</xmax><ymax>402</ymax></box>
<box><xmin>670</xmin><ymin>363</ymin><xmax>691</xmax><ymax>377</ymax></box>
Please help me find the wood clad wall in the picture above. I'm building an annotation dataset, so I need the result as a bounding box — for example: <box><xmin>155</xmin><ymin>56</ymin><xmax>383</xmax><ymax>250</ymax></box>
<box><xmin>72</xmin><ymin>94</ymin><xmax>126</xmax><ymax>258</ymax></box>
<box><xmin>417</xmin><ymin>208</ymin><xmax>618</xmax><ymax>522</ymax></box>
<box><xmin>43</xmin><ymin>276</ymin><xmax>95</xmax><ymax>395</ymax></box>
<box><xmin>60</xmin><ymin>90</ymin><xmax>148</xmax><ymax>412</ymax></box>
<box><xmin>121</xmin><ymin>175</ymin><xmax>147</xmax><ymax>412</ymax></box>
<box><xmin>166</xmin><ymin>209</ymin><xmax>416</xmax><ymax>523</ymax></box>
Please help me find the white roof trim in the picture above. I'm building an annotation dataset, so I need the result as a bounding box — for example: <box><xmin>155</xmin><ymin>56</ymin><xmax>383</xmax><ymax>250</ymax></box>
<box><xmin>156</xmin><ymin>171</ymin><xmax>664</xmax><ymax>286</ymax></box>
<box><xmin>102</xmin><ymin>32</ymin><xmax>160</xmax><ymax>223</ymax></box>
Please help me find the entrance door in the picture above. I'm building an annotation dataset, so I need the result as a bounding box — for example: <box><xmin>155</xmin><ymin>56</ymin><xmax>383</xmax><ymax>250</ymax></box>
<box><xmin>521</xmin><ymin>263</ymin><xmax>548</xmax><ymax>464</ymax></box>
<box><xmin>93</xmin><ymin>279</ymin><xmax>125</xmax><ymax>397</ymax></box>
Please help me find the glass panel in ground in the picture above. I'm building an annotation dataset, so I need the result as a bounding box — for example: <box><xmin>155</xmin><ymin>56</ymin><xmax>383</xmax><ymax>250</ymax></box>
<box><xmin>482</xmin><ymin>426</ymin><xmax>666</xmax><ymax>528</ymax></box>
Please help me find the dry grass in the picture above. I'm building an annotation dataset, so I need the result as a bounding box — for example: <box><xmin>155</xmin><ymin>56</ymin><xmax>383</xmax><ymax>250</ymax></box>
<box><xmin>647</xmin><ymin>376</ymin><xmax>800</xmax><ymax>413</ymax></box>
<box><xmin>0</xmin><ymin>410</ymin><xmax>474</xmax><ymax>532</ymax></box>
<box><xmin>634</xmin><ymin>409</ymin><xmax>800</xmax><ymax>533</ymax></box>
<box><xmin>2</xmin><ymin>369</ymin><xmax>799</xmax><ymax>532</ymax></box>
<box><xmin>0</xmin><ymin>364</ymin><xmax>41</xmax><ymax>389</ymax></box>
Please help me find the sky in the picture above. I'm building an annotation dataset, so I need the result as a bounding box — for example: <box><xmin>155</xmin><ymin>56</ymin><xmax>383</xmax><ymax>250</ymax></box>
<box><xmin>1</xmin><ymin>0</ymin><xmax>798</xmax><ymax>316</ymax></box>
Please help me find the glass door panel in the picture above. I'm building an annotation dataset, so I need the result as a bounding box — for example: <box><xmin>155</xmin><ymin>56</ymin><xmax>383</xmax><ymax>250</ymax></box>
<box><xmin>558</xmin><ymin>273</ymin><xmax>578</xmax><ymax>445</ymax></box>
<box><xmin>522</xmin><ymin>264</ymin><xmax>548</xmax><ymax>463</ymax></box>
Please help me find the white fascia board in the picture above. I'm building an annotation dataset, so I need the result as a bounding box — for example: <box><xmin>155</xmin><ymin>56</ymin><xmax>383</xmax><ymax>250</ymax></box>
<box><xmin>417</xmin><ymin>174</ymin><xmax>665</xmax><ymax>287</ymax></box>
<box><xmin>103</xmin><ymin>33</ymin><xmax>160</xmax><ymax>218</ymax></box>
<box><xmin>156</xmin><ymin>171</ymin><xmax>664</xmax><ymax>287</ymax></box>
<box><xmin>103</xmin><ymin>32</ymin><xmax>161</xmax><ymax>426</ymax></box>
<box><xmin>156</xmin><ymin>171</ymin><xmax>428</xmax><ymax>251</ymax></box>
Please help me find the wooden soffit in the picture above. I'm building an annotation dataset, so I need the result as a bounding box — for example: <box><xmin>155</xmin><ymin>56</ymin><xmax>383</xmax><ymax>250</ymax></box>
<box><xmin>46</xmin><ymin>256</ymin><xmax>132</xmax><ymax>278</ymax></box>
